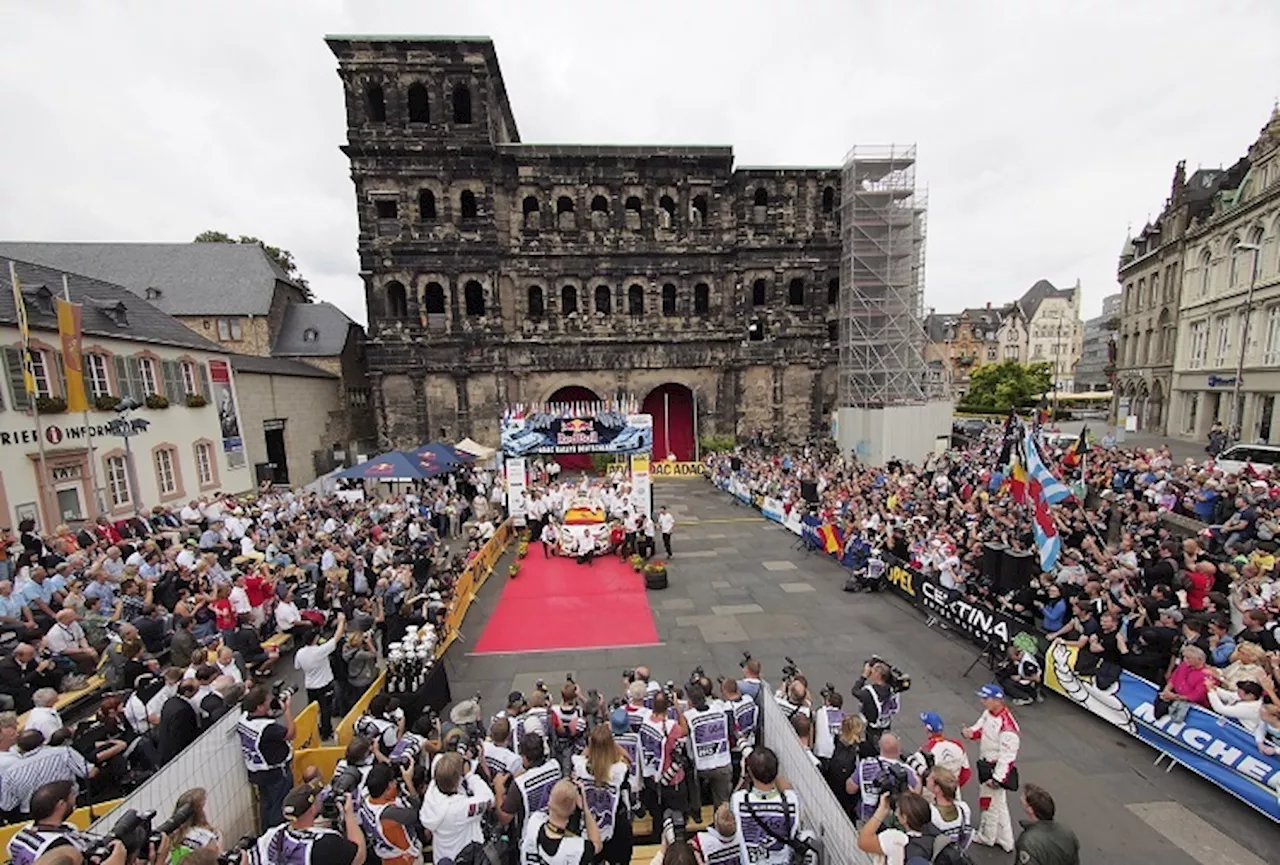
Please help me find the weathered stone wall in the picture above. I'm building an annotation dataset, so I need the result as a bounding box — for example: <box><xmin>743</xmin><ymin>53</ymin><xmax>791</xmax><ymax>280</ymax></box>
<box><xmin>234</xmin><ymin>371</ymin><xmax>343</xmax><ymax>486</ymax></box>
<box><xmin>329</xmin><ymin>37</ymin><xmax>842</xmax><ymax>451</ymax></box>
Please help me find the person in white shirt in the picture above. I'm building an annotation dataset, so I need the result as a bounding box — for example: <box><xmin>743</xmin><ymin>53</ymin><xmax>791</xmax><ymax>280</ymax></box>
<box><xmin>275</xmin><ymin>588</ymin><xmax>305</xmax><ymax>635</ymax></box>
<box><xmin>295</xmin><ymin>613</ymin><xmax>345</xmax><ymax>740</ymax></box>
<box><xmin>180</xmin><ymin>501</ymin><xmax>203</xmax><ymax>525</ymax></box>
<box><xmin>419</xmin><ymin>751</ymin><xmax>494</xmax><ymax>864</ymax></box>
<box><xmin>229</xmin><ymin>577</ymin><xmax>251</xmax><ymax>618</ymax></box>
<box><xmin>477</xmin><ymin>519</ymin><xmax>496</xmax><ymax>541</ymax></box>
<box><xmin>657</xmin><ymin>507</ymin><xmax>676</xmax><ymax>558</ymax></box>
<box><xmin>44</xmin><ymin>609</ymin><xmax>98</xmax><ymax>673</ymax></box>
<box><xmin>857</xmin><ymin>790</ymin><xmax>934</xmax><ymax>865</ymax></box>
<box><xmin>23</xmin><ymin>689</ymin><xmax>63</xmax><ymax>741</ymax></box>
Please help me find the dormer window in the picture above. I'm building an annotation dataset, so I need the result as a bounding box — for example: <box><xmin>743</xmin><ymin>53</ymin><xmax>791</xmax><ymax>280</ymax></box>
<box><xmin>145</xmin><ymin>287</ymin><xmax>162</xmax><ymax>301</ymax></box>
<box><xmin>89</xmin><ymin>297</ymin><xmax>129</xmax><ymax>326</ymax></box>
<box><xmin>302</xmin><ymin>327</ymin><xmax>320</xmax><ymax>343</ymax></box>
<box><xmin>23</xmin><ymin>286</ymin><xmax>55</xmax><ymax>316</ymax></box>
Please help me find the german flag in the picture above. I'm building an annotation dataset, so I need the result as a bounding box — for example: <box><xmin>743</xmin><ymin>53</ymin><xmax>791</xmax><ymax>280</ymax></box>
<box><xmin>1062</xmin><ymin>425</ymin><xmax>1089</xmax><ymax>470</ymax></box>
<box><xmin>816</xmin><ymin>523</ymin><xmax>842</xmax><ymax>555</ymax></box>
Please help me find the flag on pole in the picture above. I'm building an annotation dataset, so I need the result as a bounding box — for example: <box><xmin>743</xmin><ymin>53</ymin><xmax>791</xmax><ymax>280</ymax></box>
<box><xmin>816</xmin><ymin>523</ymin><xmax>842</xmax><ymax>555</ymax></box>
<box><xmin>1023</xmin><ymin>428</ymin><xmax>1071</xmax><ymax>504</ymax></box>
<box><xmin>56</xmin><ymin>298</ymin><xmax>89</xmax><ymax>412</ymax></box>
<box><xmin>994</xmin><ymin>408</ymin><xmax>1017</xmax><ymax>470</ymax></box>
<box><xmin>8</xmin><ymin>262</ymin><xmax>36</xmax><ymax>397</ymax></box>
<box><xmin>1022</xmin><ymin>431</ymin><xmax>1067</xmax><ymax>571</ymax></box>
<box><xmin>1007</xmin><ymin>446</ymin><xmax>1028</xmax><ymax>504</ymax></box>
<box><xmin>1062</xmin><ymin>425</ymin><xmax>1089</xmax><ymax>470</ymax></box>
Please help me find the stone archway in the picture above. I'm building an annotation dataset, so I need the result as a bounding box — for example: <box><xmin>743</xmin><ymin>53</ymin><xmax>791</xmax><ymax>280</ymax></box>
<box><xmin>642</xmin><ymin>383</ymin><xmax>696</xmax><ymax>461</ymax></box>
<box><xmin>547</xmin><ymin>385</ymin><xmax>601</xmax><ymax>471</ymax></box>
<box><xmin>1147</xmin><ymin>380</ymin><xmax>1164</xmax><ymax>432</ymax></box>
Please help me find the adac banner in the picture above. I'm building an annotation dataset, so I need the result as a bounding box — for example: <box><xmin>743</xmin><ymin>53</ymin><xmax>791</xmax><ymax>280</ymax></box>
<box><xmin>650</xmin><ymin>461</ymin><xmax>707</xmax><ymax>478</ymax></box>
<box><xmin>501</xmin><ymin>411</ymin><xmax>652</xmax><ymax>456</ymax></box>
<box><xmin>1045</xmin><ymin>642</ymin><xmax>1280</xmax><ymax>822</ymax></box>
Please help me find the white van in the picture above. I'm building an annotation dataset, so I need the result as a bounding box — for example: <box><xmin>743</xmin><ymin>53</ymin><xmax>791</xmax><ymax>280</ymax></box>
<box><xmin>1215</xmin><ymin>443</ymin><xmax>1280</xmax><ymax>477</ymax></box>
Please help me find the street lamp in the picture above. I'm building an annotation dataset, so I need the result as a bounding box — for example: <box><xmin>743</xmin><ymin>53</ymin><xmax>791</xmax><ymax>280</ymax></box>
<box><xmin>1229</xmin><ymin>242</ymin><xmax>1262</xmax><ymax>439</ymax></box>
<box><xmin>109</xmin><ymin>396</ymin><xmax>149</xmax><ymax>511</ymax></box>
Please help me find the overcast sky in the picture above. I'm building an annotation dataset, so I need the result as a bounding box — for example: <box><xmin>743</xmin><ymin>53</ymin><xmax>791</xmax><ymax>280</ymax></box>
<box><xmin>2</xmin><ymin>1</ymin><xmax>1277</xmax><ymax>323</ymax></box>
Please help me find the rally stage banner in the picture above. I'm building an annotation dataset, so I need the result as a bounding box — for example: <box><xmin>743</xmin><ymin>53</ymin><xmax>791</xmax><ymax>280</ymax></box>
<box><xmin>501</xmin><ymin>410</ymin><xmax>652</xmax><ymax>456</ymax></box>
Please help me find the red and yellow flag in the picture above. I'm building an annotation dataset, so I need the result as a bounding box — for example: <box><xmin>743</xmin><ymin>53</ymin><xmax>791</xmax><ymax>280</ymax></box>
<box><xmin>55</xmin><ymin>297</ymin><xmax>88</xmax><ymax>412</ymax></box>
<box><xmin>816</xmin><ymin>523</ymin><xmax>842</xmax><ymax>555</ymax></box>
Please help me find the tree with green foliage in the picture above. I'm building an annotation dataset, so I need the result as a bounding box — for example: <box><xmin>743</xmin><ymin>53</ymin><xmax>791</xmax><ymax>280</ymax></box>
<box><xmin>194</xmin><ymin>230</ymin><xmax>313</xmax><ymax>300</ymax></box>
<box><xmin>959</xmin><ymin>360</ymin><xmax>1054</xmax><ymax>411</ymax></box>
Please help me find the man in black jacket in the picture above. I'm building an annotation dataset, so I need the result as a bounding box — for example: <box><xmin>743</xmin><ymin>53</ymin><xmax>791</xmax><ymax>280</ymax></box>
<box><xmin>158</xmin><ymin>681</ymin><xmax>201</xmax><ymax>764</ymax></box>
<box><xmin>0</xmin><ymin>644</ymin><xmax>59</xmax><ymax>713</ymax></box>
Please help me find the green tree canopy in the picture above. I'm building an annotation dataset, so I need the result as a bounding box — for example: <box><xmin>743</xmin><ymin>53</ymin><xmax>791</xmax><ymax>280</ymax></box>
<box><xmin>959</xmin><ymin>360</ymin><xmax>1054</xmax><ymax>411</ymax></box>
<box><xmin>194</xmin><ymin>230</ymin><xmax>313</xmax><ymax>300</ymax></box>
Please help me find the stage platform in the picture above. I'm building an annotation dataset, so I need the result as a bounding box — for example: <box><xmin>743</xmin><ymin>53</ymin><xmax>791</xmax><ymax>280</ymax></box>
<box><xmin>470</xmin><ymin>544</ymin><xmax>660</xmax><ymax>655</ymax></box>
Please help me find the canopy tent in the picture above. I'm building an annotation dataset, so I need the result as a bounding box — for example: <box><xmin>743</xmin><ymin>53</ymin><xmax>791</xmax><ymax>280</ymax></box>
<box><xmin>455</xmin><ymin>437</ymin><xmax>497</xmax><ymax>461</ymax></box>
<box><xmin>334</xmin><ymin>450</ymin><xmax>434</xmax><ymax>482</ymax></box>
<box><xmin>407</xmin><ymin>442</ymin><xmax>474</xmax><ymax>476</ymax></box>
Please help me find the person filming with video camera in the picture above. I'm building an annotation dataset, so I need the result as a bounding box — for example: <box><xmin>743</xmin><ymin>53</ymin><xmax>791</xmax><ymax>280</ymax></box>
<box><xmin>6</xmin><ymin>780</ymin><xmax>124</xmax><ymax>865</ymax></box>
<box><xmin>852</xmin><ymin>656</ymin><xmax>910</xmax><ymax>750</ymax></box>
<box><xmin>236</xmin><ymin>684</ymin><xmax>297</xmax><ymax>829</ymax></box>
<box><xmin>247</xmin><ymin>783</ymin><xmax>364</xmax><ymax>865</ymax></box>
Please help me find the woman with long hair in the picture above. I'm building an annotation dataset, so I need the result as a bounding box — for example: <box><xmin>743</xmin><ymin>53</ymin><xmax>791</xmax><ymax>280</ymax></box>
<box><xmin>167</xmin><ymin>787</ymin><xmax>223</xmax><ymax>862</ymax></box>
<box><xmin>572</xmin><ymin>724</ymin><xmax>633</xmax><ymax>865</ymax></box>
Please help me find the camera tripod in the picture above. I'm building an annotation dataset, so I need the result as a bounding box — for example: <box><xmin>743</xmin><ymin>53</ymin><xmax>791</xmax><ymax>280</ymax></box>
<box><xmin>963</xmin><ymin>633</ymin><xmax>1004</xmax><ymax>679</ymax></box>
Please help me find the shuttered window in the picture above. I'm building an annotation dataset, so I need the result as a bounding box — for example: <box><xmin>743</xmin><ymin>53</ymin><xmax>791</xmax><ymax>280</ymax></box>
<box><xmin>3</xmin><ymin>347</ymin><xmax>29</xmax><ymax>409</ymax></box>
<box><xmin>163</xmin><ymin>360</ymin><xmax>183</xmax><ymax>404</ymax></box>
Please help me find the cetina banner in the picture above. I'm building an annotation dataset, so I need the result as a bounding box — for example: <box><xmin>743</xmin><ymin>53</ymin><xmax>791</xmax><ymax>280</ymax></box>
<box><xmin>708</xmin><ymin>470</ymin><xmax>1280</xmax><ymax>823</ymax></box>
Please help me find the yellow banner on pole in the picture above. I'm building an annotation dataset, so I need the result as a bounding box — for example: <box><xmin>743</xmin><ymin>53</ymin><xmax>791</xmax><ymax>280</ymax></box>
<box><xmin>8</xmin><ymin>262</ymin><xmax>36</xmax><ymax>396</ymax></box>
<box><xmin>56</xmin><ymin>297</ymin><xmax>89</xmax><ymax>412</ymax></box>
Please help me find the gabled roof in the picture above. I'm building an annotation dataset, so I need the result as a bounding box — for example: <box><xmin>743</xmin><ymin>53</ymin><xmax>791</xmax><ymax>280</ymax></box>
<box><xmin>0</xmin><ymin>258</ymin><xmax>223</xmax><ymax>352</ymax></box>
<box><xmin>272</xmin><ymin>302</ymin><xmax>356</xmax><ymax>357</ymax></box>
<box><xmin>229</xmin><ymin>354</ymin><xmax>337</xmax><ymax>379</ymax></box>
<box><xmin>1017</xmin><ymin>279</ymin><xmax>1075</xmax><ymax>320</ymax></box>
<box><xmin>0</xmin><ymin>242</ymin><xmax>297</xmax><ymax>317</ymax></box>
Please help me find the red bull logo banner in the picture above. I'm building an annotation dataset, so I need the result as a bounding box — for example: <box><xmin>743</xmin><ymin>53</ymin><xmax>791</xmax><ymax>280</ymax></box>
<box><xmin>501</xmin><ymin>399</ymin><xmax>652</xmax><ymax>456</ymax></box>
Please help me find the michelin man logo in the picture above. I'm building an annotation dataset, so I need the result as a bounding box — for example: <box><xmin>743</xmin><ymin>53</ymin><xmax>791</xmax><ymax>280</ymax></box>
<box><xmin>1049</xmin><ymin>640</ymin><xmax>1136</xmax><ymax>734</ymax></box>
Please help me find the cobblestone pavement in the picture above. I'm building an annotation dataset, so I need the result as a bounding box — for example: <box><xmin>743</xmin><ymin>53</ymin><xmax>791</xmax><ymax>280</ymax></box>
<box><xmin>449</xmin><ymin>481</ymin><xmax>1274</xmax><ymax>865</ymax></box>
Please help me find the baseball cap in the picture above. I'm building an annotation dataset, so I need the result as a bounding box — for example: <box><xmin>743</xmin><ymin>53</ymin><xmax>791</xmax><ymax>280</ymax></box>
<box><xmin>919</xmin><ymin>711</ymin><xmax>944</xmax><ymax>733</ymax></box>
<box><xmin>507</xmin><ymin>690</ymin><xmax>525</xmax><ymax>707</ymax></box>
<box><xmin>282</xmin><ymin>784</ymin><xmax>318</xmax><ymax>818</ymax></box>
<box><xmin>610</xmin><ymin>707</ymin><xmax>630</xmax><ymax>735</ymax></box>
<box><xmin>1159</xmin><ymin>607</ymin><xmax>1184</xmax><ymax>624</ymax></box>
<box><xmin>976</xmin><ymin>684</ymin><xmax>1005</xmax><ymax>701</ymax></box>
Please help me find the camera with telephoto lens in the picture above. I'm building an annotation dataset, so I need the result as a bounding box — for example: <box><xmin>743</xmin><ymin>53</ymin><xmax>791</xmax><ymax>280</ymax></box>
<box><xmin>623</xmin><ymin>669</ymin><xmax>636</xmax><ymax>683</ymax></box>
<box><xmin>217</xmin><ymin>835</ymin><xmax>257</xmax><ymax>865</ymax></box>
<box><xmin>319</xmin><ymin>765</ymin><xmax>363</xmax><ymax>821</ymax></box>
<box><xmin>781</xmin><ymin>656</ymin><xmax>800</xmax><ymax>681</ymax></box>
<box><xmin>867</xmin><ymin>655</ymin><xmax>912</xmax><ymax>693</ymax></box>
<box><xmin>85</xmin><ymin>808</ymin><xmax>157</xmax><ymax>863</ymax></box>
<box><xmin>270</xmin><ymin>680</ymin><xmax>296</xmax><ymax>712</ymax></box>
<box><xmin>688</xmin><ymin>665</ymin><xmax>706</xmax><ymax>687</ymax></box>
<box><xmin>868</xmin><ymin>758</ymin><xmax>910</xmax><ymax>807</ymax></box>
<box><xmin>820</xmin><ymin>682</ymin><xmax>837</xmax><ymax>700</ymax></box>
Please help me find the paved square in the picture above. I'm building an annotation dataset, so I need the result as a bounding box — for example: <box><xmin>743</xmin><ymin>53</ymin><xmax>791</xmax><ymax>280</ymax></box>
<box><xmin>779</xmin><ymin>582</ymin><xmax>816</xmax><ymax>593</ymax></box>
<box><xmin>711</xmin><ymin>603</ymin><xmax>765</xmax><ymax>616</ymax></box>
<box><xmin>659</xmin><ymin>598</ymin><xmax>696</xmax><ymax>611</ymax></box>
<box><xmin>710</xmin><ymin>580</ymin><xmax>731</xmax><ymax>589</ymax></box>
<box><xmin>697</xmin><ymin>617</ymin><xmax>749</xmax><ymax>643</ymax></box>
<box><xmin>761</xmin><ymin>560</ymin><xmax>797</xmax><ymax>571</ymax></box>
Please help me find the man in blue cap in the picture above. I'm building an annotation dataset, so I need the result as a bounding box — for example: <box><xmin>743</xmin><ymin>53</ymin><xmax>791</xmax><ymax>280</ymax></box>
<box><xmin>610</xmin><ymin>706</ymin><xmax>645</xmax><ymax>821</ymax></box>
<box><xmin>962</xmin><ymin>684</ymin><xmax>1020</xmax><ymax>852</ymax></box>
<box><xmin>918</xmin><ymin>711</ymin><xmax>971</xmax><ymax>788</ymax></box>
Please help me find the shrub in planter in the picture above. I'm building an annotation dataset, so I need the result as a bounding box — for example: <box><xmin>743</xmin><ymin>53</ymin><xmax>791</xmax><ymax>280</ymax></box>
<box><xmin>643</xmin><ymin>562</ymin><xmax>667</xmax><ymax>578</ymax></box>
<box><xmin>145</xmin><ymin>394</ymin><xmax>170</xmax><ymax>409</ymax></box>
<box><xmin>508</xmin><ymin>562</ymin><xmax>521</xmax><ymax>578</ymax></box>
<box><xmin>629</xmin><ymin>554</ymin><xmax>645</xmax><ymax>572</ymax></box>
<box><xmin>643</xmin><ymin>561</ymin><xmax>669</xmax><ymax>590</ymax></box>
<box><xmin>517</xmin><ymin>542</ymin><xmax>529</xmax><ymax>559</ymax></box>
<box><xmin>185</xmin><ymin>393</ymin><xmax>208</xmax><ymax>408</ymax></box>
<box><xmin>94</xmin><ymin>394</ymin><xmax>121</xmax><ymax>411</ymax></box>
<box><xmin>35</xmin><ymin>395</ymin><xmax>67</xmax><ymax>414</ymax></box>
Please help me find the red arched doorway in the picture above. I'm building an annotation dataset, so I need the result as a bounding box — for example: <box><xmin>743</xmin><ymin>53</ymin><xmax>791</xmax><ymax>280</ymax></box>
<box><xmin>643</xmin><ymin>384</ymin><xmax>695</xmax><ymax>461</ymax></box>
<box><xmin>547</xmin><ymin>385</ymin><xmax>601</xmax><ymax>471</ymax></box>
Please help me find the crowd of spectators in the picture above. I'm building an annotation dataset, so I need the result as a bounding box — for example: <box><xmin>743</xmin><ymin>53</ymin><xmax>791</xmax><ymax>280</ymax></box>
<box><xmin>0</xmin><ymin>462</ymin><xmax>503</xmax><ymax>823</ymax></box>
<box><xmin>708</xmin><ymin>424</ymin><xmax>1280</xmax><ymax>754</ymax></box>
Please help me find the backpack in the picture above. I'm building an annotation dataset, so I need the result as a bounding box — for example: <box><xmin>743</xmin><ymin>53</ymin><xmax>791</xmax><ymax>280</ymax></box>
<box><xmin>903</xmin><ymin>824</ymin><xmax>974</xmax><ymax>865</ymax></box>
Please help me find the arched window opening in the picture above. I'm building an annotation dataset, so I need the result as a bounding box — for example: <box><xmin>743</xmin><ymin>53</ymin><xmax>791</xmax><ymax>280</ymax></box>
<box><xmin>561</xmin><ymin>285</ymin><xmax>578</xmax><ymax>315</ymax></box>
<box><xmin>1248</xmin><ymin>226</ymin><xmax>1265</xmax><ymax>279</ymax></box>
<box><xmin>557</xmin><ymin>196</ymin><xmax>576</xmax><ymax>230</ymax></box>
<box><xmin>418</xmin><ymin>189</ymin><xmax>436</xmax><ymax>221</ymax></box>
<box><xmin>748</xmin><ymin>320</ymin><xmax>765</xmax><ymax>342</ymax></box>
<box><xmin>822</xmin><ymin>186</ymin><xmax>835</xmax><ymax>214</ymax></box>
<box><xmin>628</xmin><ymin>284</ymin><xmax>645</xmax><ymax>316</ymax></box>
<box><xmin>460</xmin><ymin>190</ymin><xmax>478</xmax><ymax>220</ymax></box>
<box><xmin>1229</xmin><ymin>239</ymin><xmax>1243</xmax><ymax>287</ymax></box>
<box><xmin>694</xmin><ymin>282</ymin><xmax>710</xmax><ymax>315</ymax></box>
<box><xmin>407</xmin><ymin>82</ymin><xmax>429</xmax><ymax>123</ymax></box>
<box><xmin>658</xmin><ymin>195</ymin><xmax>676</xmax><ymax>229</ymax></box>
<box><xmin>595</xmin><ymin>285</ymin><xmax>612</xmax><ymax>315</ymax></box>
<box><xmin>522</xmin><ymin>195</ymin><xmax>540</xmax><ymax>229</ymax></box>
<box><xmin>1200</xmin><ymin>249</ymin><xmax>1212</xmax><ymax>296</ymax></box>
<box><xmin>691</xmin><ymin>195</ymin><xmax>708</xmax><ymax>227</ymax></box>
<box><xmin>527</xmin><ymin>285</ymin><xmax>545</xmax><ymax>319</ymax></box>
<box><xmin>365</xmin><ymin>83</ymin><xmax>386</xmax><ymax>122</ymax></box>
<box><xmin>752</xmin><ymin>187</ymin><xmax>768</xmax><ymax>224</ymax></box>
<box><xmin>788</xmin><ymin>278</ymin><xmax>805</xmax><ymax>306</ymax></box>
<box><xmin>662</xmin><ymin>283</ymin><xmax>677</xmax><ymax>316</ymax></box>
<box><xmin>752</xmin><ymin>279</ymin><xmax>767</xmax><ymax>307</ymax></box>
<box><xmin>590</xmin><ymin>195</ymin><xmax>609</xmax><ymax>229</ymax></box>
<box><xmin>423</xmin><ymin>282</ymin><xmax>445</xmax><ymax>314</ymax></box>
<box><xmin>385</xmin><ymin>281</ymin><xmax>407</xmax><ymax>319</ymax></box>
<box><xmin>452</xmin><ymin>85</ymin><xmax>472</xmax><ymax>124</ymax></box>
<box><xmin>464</xmin><ymin>281</ymin><xmax>485</xmax><ymax>317</ymax></box>
<box><xmin>625</xmin><ymin>196</ymin><xmax>642</xmax><ymax>230</ymax></box>
<box><xmin>827</xmin><ymin>320</ymin><xmax>838</xmax><ymax>342</ymax></box>
<box><xmin>827</xmin><ymin>278</ymin><xmax>838</xmax><ymax>306</ymax></box>
<box><xmin>753</xmin><ymin>187</ymin><xmax>768</xmax><ymax>207</ymax></box>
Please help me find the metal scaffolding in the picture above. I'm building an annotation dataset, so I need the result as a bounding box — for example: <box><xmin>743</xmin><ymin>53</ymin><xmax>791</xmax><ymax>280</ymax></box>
<box><xmin>838</xmin><ymin>144</ymin><xmax>935</xmax><ymax>407</ymax></box>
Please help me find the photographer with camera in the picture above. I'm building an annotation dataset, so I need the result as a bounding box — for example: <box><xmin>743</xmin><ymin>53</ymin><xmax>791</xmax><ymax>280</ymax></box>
<box><xmin>6</xmin><ymin>781</ymin><xmax>121</xmax><ymax>865</ymax></box>
<box><xmin>729</xmin><ymin>747</ymin><xmax>800</xmax><ymax>865</ymax></box>
<box><xmin>718</xmin><ymin>679</ymin><xmax>757</xmax><ymax>768</ymax></box>
<box><xmin>639</xmin><ymin>690</ymin><xmax>690</xmax><ymax>842</ymax></box>
<box><xmin>482</xmin><ymin>717</ymin><xmax>524</xmax><ymax>778</ymax></box>
<box><xmin>358</xmin><ymin>762</ymin><xmax>423</xmax><ymax>865</ymax></box>
<box><xmin>419</xmin><ymin>751</ymin><xmax>491</xmax><ymax>865</ymax></box>
<box><xmin>736</xmin><ymin>656</ymin><xmax>764</xmax><ymax>699</ymax></box>
<box><xmin>855</xmin><ymin>791</ymin><xmax>938</xmax><ymax>865</ymax></box>
<box><xmin>682</xmin><ymin>683</ymin><xmax>733</xmax><ymax>809</ymax></box>
<box><xmin>496</xmin><ymin>733</ymin><xmax>563</xmax><ymax>838</ymax></box>
<box><xmin>520</xmin><ymin>778</ymin><xmax>601</xmax><ymax>865</ymax></box>
<box><xmin>236</xmin><ymin>685</ymin><xmax>297</xmax><ymax>829</ymax></box>
<box><xmin>550</xmin><ymin>680</ymin><xmax>589</xmax><ymax>772</ymax></box>
<box><xmin>247</xmin><ymin>784</ymin><xmax>363</xmax><ymax>865</ymax></box>
<box><xmin>847</xmin><ymin>733</ymin><xmax>921</xmax><ymax>823</ymax></box>
<box><xmin>852</xmin><ymin>658</ymin><xmax>906</xmax><ymax>750</ymax></box>
<box><xmin>354</xmin><ymin>694</ymin><xmax>404</xmax><ymax>759</ymax></box>
<box><xmin>810</xmin><ymin>688</ymin><xmax>844</xmax><ymax>767</ymax></box>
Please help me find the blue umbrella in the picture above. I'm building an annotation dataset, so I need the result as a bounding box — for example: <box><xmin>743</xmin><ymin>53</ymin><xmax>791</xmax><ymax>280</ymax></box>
<box><xmin>407</xmin><ymin>442</ymin><xmax>474</xmax><ymax>476</ymax></box>
<box><xmin>335</xmin><ymin>450</ymin><xmax>432</xmax><ymax>481</ymax></box>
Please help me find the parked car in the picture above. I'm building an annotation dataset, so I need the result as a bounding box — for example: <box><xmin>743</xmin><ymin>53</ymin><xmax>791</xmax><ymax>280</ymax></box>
<box><xmin>952</xmin><ymin>418</ymin><xmax>990</xmax><ymax>438</ymax></box>
<box><xmin>1214</xmin><ymin>443</ymin><xmax>1280</xmax><ymax>477</ymax></box>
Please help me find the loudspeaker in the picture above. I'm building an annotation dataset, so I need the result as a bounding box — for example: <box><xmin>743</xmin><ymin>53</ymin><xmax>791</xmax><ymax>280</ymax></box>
<box><xmin>998</xmin><ymin>549</ymin><xmax>1035</xmax><ymax>594</ymax></box>
<box><xmin>982</xmin><ymin>542</ymin><xmax>1007</xmax><ymax>580</ymax></box>
<box><xmin>800</xmin><ymin>481</ymin><xmax>819</xmax><ymax>504</ymax></box>
<box><xmin>730</xmin><ymin>457</ymin><xmax>742</xmax><ymax>472</ymax></box>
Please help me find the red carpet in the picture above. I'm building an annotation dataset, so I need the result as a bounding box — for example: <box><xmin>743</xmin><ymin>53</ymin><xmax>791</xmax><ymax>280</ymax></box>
<box><xmin>471</xmin><ymin>546</ymin><xmax>660</xmax><ymax>654</ymax></box>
